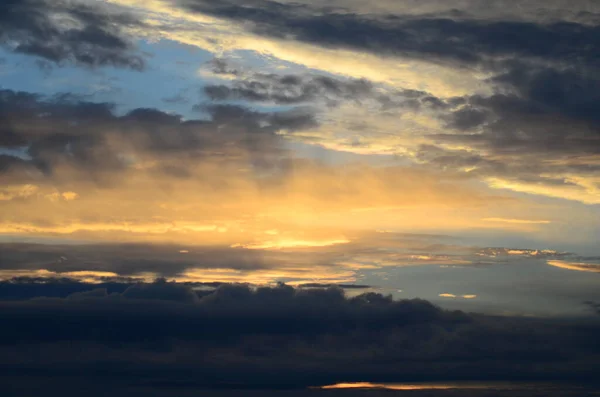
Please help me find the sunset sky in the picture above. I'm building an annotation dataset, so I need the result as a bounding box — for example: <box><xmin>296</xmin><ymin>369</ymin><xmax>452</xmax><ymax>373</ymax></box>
<box><xmin>1</xmin><ymin>1</ymin><xmax>600</xmax><ymax>394</ymax></box>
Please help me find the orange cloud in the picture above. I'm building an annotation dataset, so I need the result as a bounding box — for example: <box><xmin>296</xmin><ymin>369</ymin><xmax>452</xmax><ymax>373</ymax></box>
<box><xmin>320</xmin><ymin>382</ymin><xmax>492</xmax><ymax>390</ymax></box>
<box><xmin>547</xmin><ymin>260</ymin><xmax>600</xmax><ymax>273</ymax></box>
<box><xmin>482</xmin><ymin>218</ymin><xmax>551</xmax><ymax>224</ymax></box>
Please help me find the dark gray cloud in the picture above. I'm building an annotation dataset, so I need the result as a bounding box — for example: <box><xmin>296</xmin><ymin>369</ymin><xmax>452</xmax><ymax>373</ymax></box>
<box><xmin>208</xmin><ymin>57</ymin><xmax>242</xmax><ymax>76</ymax></box>
<box><xmin>0</xmin><ymin>243</ymin><xmax>282</xmax><ymax>277</ymax></box>
<box><xmin>365</xmin><ymin>64</ymin><xmax>600</xmax><ymax>194</ymax></box>
<box><xmin>585</xmin><ymin>301</ymin><xmax>600</xmax><ymax>315</ymax></box>
<box><xmin>202</xmin><ymin>60</ymin><xmax>444</xmax><ymax>117</ymax></box>
<box><xmin>0</xmin><ymin>278</ymin><xmax>372</xmax><ymax>301</ymax></box>
<box><xmin>435</xmin><ymin>92</ymin><xmax>600</xmax><ymax>157</ymax></box>
<box><xmin>205</xmin><ymin>73</ymin><xmax>373</xmax><ymax>105</ymax></box>
<box><xmin>0</xmin><ymin>278</ymin><xmax>136</xmax><ymax>300</ymax></box>
<box><xmin>492</xmin><ymin>65</ymin><xmax>600</xmax><ymax>125</ymax></box>
<box><xmin>420</xmin><ymin>77</ymin><xmax>600</xmax><ymax>188</ymax></box>
<box><xmin>180</xmin><ymin>0</ymin><xmax>600</xmax><ymax>69</ymax></box>
<box><xmin>200</xmin><ymin>103</ymin><xmax>316</xmax><ymax>132</ymax></box>
<box><xmin>0</xmin><ymin>279</ymin><xmax>599</xmax><ymax>394</ymax></box>
<box><xmin>0</xmin><ymin>0</ymin><xmax>145</xmax><ymax>69</ymax></box>
<box><xmin>0</xmin><ymin>89</ymin><xmax>316</xmax><ymax>182</ymax></box>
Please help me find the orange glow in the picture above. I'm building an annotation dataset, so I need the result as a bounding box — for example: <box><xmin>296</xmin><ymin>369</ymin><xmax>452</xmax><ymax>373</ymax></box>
<box><xmin>0</xmin><ymin>161</ymin><xmax>521</xmax><ymax>245</ymax></box>
<box><xmin>231</xmin><ymin>238</ymin><xmax>350</xmax><ymax>250</ymax></box>
<box><xmin>547</xmin><ymin>260</ymin><xmax>600</xmax><ymax>273</ymax></box>
<box><xmin>483</xmin><ymin>218</ymin><xmax>551</xmax><ymax>224</ymax></box>
<box><xmin>0</xmin><ymin>269</ymin><xmax>141</xmax><ymax>283</ymax></box>
<box><xmin>319</xmin><ymin>382</ymin><xmax>493</xmax><ymax>390</ymax></box>
<box><xmin>439</xmin><ymin>293</ymin><xmax>457</xmax><ymax>298</ymax></box>
<box><xmin>176</xmin><ymin>266</ymin><xmax>357</xmax><ymax>285</ymax></box>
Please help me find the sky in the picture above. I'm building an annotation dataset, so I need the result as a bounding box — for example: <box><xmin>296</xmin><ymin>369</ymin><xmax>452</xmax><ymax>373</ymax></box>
<box><xmin>1</xmin><ymin>0</ymin><xmax>600</xmax><ymax>394</ymax></box>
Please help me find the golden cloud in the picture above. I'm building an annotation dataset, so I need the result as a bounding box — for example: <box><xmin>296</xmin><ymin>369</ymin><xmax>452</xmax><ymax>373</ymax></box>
<box><xmin>482</xmin><ymin>218</ymin><xmax>551</xmax><ymax>225</ymax></box>
<box><xmin>547</xmin><ymin>260</ymin><xmax>600</xmax><ymax>273</ymax></box>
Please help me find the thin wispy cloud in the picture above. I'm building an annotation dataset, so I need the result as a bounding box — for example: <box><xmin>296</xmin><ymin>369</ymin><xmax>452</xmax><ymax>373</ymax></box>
<box><xmin>482</xmin><ymin>218</ymin><xmax>552</xmax><ymax>225</ymax></box>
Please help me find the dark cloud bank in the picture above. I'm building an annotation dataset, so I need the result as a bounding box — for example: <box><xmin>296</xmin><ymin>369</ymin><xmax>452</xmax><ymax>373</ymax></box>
<box><xmin>1</xmin><ymin>277</ymin><xmax>600</xmax><ymax>396</ymax></box>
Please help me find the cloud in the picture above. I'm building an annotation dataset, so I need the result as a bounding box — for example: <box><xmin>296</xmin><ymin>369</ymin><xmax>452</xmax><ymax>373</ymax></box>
<box><xmin>2</xmin><ymin>2</ymin><xmax>600</xmax><ymax>392</ymax></box>
<box><xmin>439</xmin><ymin>293</ymin><xmax>457</xmax><ymax>298</ymax></box>
<box><xmin>482</xmin><ymin>218</ymin><xmax>551</xmax><ymax>225</ymax></box>
<box><xmin>281</xmin><ymin>77</ymin><xmax>600</xmax><ymax>204</ymax></box>
<box><xmin>232</xmin><ymin>238</ymin><xmax>350</xmax><ymax>250</ymax></box>
<box><xmin>0</xmin><ymin>240</ymin><xmax>369</xmax><ymax>285</ymax></box>
<box><xmin>195</xmin><ymin>54</ymin><xmax>600</xmax><ymax>206</ymax></box>
<box><xmin>0</xmin><ymin>88</ymin><xmax>306</xmax><ymax>181</ymax></box>
<box><xmin>0</xmin><ymin>280</ymin><xmax>599</xmax><ymax>392</ymax></box>
<box><xmin>205</xmin><ymin>70</ymin><xmax>375</xmax><ymax>106</ymax></box>
<box><xmin>1</xmin><ymin>87</ymin><xmax>529</xmax><ymax>243</ymax></box>
<box><xmin>418</xmin><ymin>66</ymin><xmax>600</xmax><ymax>203</ymax></box>
<box><xmin>0</xmin><ymin>243</ymin><xmax>280</xmax><ymax>278</ymax></box>
<box><xmin>280</xmin><ymin>0</ymin><xmax>600</xmax><ymax>25</ymax></box>
<box><xmin>121</xmin><ymin>277</ymin><xmax>200</xmax><ymax>302</ymax></box>
<box><xmin>0</xmin><ymin>269</ymin><xmax>125</xmax><ymax>284</ymax></box>
<box><xmin>176</xmin><ymin>0</ymin><xmax>600</xmax><ymax>70</ymax></box>
<box><xmin>477</xmin><ymin>248</ymin><xmax>568</xmax><ymax>259</ymax></box>
<box><xmin>0</xmin><ymin>0</ymin><xmax>145</xmax><ymax>69</ymax></box>
<box><xmin>483</xmin><ymin>176</ymin><xmax>600</xmax><ymax>205</ymax></box>
<box><xmin>0</xmin><ymin>238</ymin><xmax>592</xmax><ymax>289</ymax></box>
<box><xmin>0</xmin><ymin>184</ymin><xmax>38</xmax><ymax>200</ymax></box>
<box><xmin>1</xmin><ymin>0</ymin><xmax>598</xmax><ymax>261</ymax></box>
<box><xmin>547</xmin><ymin>260</ymin><xmax>600</xmax><ymax>273</ymax></box>
<box><xmin>109</xmin><ymin>0</ymin><xmax>599</xmax><ymax>205</ymax></box>
<box><xmin>108</xmin><ymin>0</ymin><xmax>490</xmax><ymax>97</ymax></box>
<box><xmin>320</xmin><ymin>382</ymin><xmax>490</xmax><ymax>390</ymax></box>
<box><xmin>584</xmin><ymin>301</ymin><xmax>600</xmax><ymax>315</ymax></box>
<box><xmin>438</xmin><ymin>294</ymin><xmax>477</xmax><ymax>299</ymax></box>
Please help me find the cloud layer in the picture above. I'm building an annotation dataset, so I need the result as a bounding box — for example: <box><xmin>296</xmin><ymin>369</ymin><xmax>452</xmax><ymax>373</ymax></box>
<box><xmin>1</xmin><ymin>280</ymin><xmax>599</xmax><ymax>393</ymax></box>
<box><xmin>92</xmin><ymin>0</ymin><xmax>600</xmax><ymax>204</ymax></box>
<box><xmin>2</xmin><ymin>1</ymin><xmax>600</xmax><ymax>393</ymax></box>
